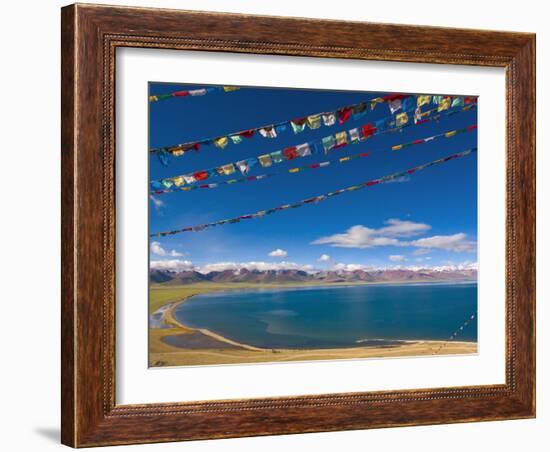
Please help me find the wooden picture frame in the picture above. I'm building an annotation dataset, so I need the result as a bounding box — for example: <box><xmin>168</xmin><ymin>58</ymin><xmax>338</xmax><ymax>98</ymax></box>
<box><xmin>61</xmin><ymin>3</ymin><xmax>536</xmax><ymax>447</ymax></box>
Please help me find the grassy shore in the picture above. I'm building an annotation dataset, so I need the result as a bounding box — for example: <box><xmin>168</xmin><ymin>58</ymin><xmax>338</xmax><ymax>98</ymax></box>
<box><xmin>148</xmin><ymin>283</ymin><xmax>477</xmax><ymax>367</ymax></box>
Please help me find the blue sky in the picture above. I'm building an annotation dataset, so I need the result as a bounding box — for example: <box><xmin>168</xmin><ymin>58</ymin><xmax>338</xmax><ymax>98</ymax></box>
<box><xmin>148</xmin><ymin>83</ymin><xmax>477</xmax><ymax>272</ymax></box>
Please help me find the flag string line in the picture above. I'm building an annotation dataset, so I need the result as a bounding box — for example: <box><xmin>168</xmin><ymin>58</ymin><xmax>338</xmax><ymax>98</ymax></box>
<box><xmin>150</xmin><ymin>105</ymin><xmax>477</xmax><ymax>191</ymax></box>
<box><xmin>149</xmin><ymin>86</ymin><xmax>240</xmax><ymax>103</ymax></box>
<box><xmin>151</xmin><ymin>124</ymin><xmax>477</xmax><ymax>195</ymax></box>
<box><xmin>150</xmin><ymin>148</ymin><xmax>477</xmax><ymax>237</ymax></box>
<box><xmin>432</xmin><ymin>313</ymin><xmax>477</xmax><ymax>355</ymax></box>
<box><xmin>150</xmin><ymin>95</ymin><xmax>476</xmax><ymax>157</ymax></box>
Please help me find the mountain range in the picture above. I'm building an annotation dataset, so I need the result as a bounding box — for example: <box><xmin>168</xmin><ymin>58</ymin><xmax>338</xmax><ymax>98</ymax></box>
<box><xmin>150</xmin><ymin>267</ymin><xmax>477</xmax><ymax>285</ymax></box>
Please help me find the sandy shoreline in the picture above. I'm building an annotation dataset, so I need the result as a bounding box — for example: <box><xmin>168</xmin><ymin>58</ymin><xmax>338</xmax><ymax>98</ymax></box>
<box><xmin>149</xmin><ymin>292</ymin><xmax>477</xmax><ymax>367</ymax></box>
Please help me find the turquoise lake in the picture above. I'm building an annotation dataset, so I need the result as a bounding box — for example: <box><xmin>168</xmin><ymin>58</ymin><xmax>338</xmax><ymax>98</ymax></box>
<box><xmin>173</xmin><ymin>282</ymin><xmax>478</xmax><ymax>349</ymax></box>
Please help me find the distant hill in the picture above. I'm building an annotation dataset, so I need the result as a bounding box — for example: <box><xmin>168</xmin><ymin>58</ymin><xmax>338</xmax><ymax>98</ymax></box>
<box><xmin>150</xmin><ymin>266</ymin><xmax>477</xmax><ymax>285</ymax></box>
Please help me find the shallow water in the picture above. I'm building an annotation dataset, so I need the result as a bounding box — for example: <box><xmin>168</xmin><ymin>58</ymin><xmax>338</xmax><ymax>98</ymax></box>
<box><xmin>173</xmin><ymin>282</ymin><xmax>477</xmax><ymax>349</ymax></box>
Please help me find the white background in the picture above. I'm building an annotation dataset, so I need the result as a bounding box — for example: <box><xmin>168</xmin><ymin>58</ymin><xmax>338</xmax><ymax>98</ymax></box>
<box><xmin>118</xmin><ymin>49</ymin><xmax>505</xmax><ymax>404</ymax></box>
<box><xmin>0</xmin><ymin>0</ymin><xmax>546</xmax><ymax>451</ymax></box>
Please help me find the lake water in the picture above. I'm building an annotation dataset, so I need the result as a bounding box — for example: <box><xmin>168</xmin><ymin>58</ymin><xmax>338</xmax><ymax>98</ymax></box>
<box><xmin>173</xmin><ymin>282</ymin><xmax>477</xmax><ymax>349</ymax></box>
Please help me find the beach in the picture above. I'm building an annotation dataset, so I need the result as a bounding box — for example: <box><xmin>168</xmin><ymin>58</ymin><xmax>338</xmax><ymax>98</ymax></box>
<box><xmin>149</xmin><ymin>283</ymin><xmax>477</xmax><ymax>367</ymax></box>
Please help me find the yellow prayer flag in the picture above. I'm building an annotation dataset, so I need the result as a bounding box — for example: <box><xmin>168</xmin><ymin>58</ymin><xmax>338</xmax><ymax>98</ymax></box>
<box><xmin>417</xmin><ymin>95</ymin><xmax>431</xmax><ymax>107</ymax></box>
<box><xmin>149</xmin><ymin>95</ymin><xmax>158</xmax><ymax>102</ymax></box>
<box><xmin>438</xmin><ymin>97</ymin><xmax>452</xmax><ymax>112</ymax></box>
<box><xmin>213</xmin><ymin>137</ymin><xmax>229</xmax><ymax>149</ymax></box>
<box><xmin>289</xmin><ymin>168</ymin><xmax>300</xmax><ymax>173</ymax></box>
<box><xmin>173</xmin><ymin>176</ymin><xmax>185</xmax><ymax>187</ymax></box>
<box><xmin>339</xmin><ymin>157</ymin><xmax>351</xmax><ymax>162</ymax></box>
<box><xmin>392</xmin><ymin>144</ymin><xmax>403</xmax><ymax>151</ymax></box>
<box><xmin>223</xmin><ymin>86</ymin><xmax>240</xmax><ymax>92</ymax></box>
<box><xmin>396</xmin><ymin>112</ymin><xmax>409</xmax><ymax>126</ymax></box>
<box><xmin>445</xmin><ymin>131</ymin><xmax>457</xmax><ymax>138</ymax></box>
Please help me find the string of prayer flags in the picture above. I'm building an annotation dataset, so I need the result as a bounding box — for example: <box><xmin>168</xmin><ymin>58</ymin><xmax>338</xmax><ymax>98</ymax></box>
<box><xmin>151</xmin><ymin>124</ymin><xmax>477</xmax><ymax>195</ymax></box>
<box><xmin>150</xmin><ymin>94</ymin><xmax>476</xmax><ymax>160</ymax></box>
<box><xmin>433</xmin><ymin>314</ymin><xmax>476</xmax><ymax>355</ymax></box>
<box><xmin>149</xmin><ymin>86</ymin><xmax>240</xmax><ymax>102</ymax></box>
<box><xmin>150</xmin><ymin>106</ymin><xmax>477</xmax><ymax>190</ymax></box>
<box><xmin>150</xmin><ymin>148</ymin><xmax>477</xmax><ymax>237</ymax></box>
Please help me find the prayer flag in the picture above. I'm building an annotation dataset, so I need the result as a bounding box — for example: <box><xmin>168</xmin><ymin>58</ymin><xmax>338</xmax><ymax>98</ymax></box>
<box><xmin>236</xmin><ymin>160</ymin><xmax>250</xmax><ymax>175</ymax></box>
<box><xmin>239</xmin><ymin>130</ymin><xmax>255</xmax><ymax>138</ymax></box>
<box><xmin>351</xmin><ymin>103</ymin><xmax>367</xmax><ymax>119</ymax></box>
<box><xmin>183</xmin><ymin>175</ymin><xmax>196</xmax><ymax>184</ymax></box>
<box><xmin>270</xmin><ymin>150</ymin><xmax>284</xmax><ymax>163</ymax></box>
<box><xmin>173</xmin><ymin>90</ymin><xmax>189</xmax><ymax>97</ymax></box>
<box><xmin>290</xmin><ymin>119</ymin><xmax>307</xmax><ymax>134</ymax></box>
<box><xmin>334</xmin><ymin>131</ymin><xmax>348</xmax><ymax>148</ymax></box>
<box><xmin>283</xmin><ymin>146</ymin><xmax>299</xmax><ymax>160</ymax></box>
<box><xmin>193</xmin><ymin>171</ymin><xmax>208</xmax><ymax>181</ymax></box>
<box><xmin>349</xmin><ymin>128</ymin><xmax>360</xmax><ymax>143</ymax></box>
<box><xmin>432</xmin><ymin>95</ymin><xmax>444</xmax><ymax>105</ymax></box>
<box><xmin>275</xmin><ymin>124</ymin><xmax>288</xmax><ymax>134</ymax></box>
<box><xmin>221</xmin><ymin>163</ymin><xmax>236</xmax><ymax>175</ymax></box>
<box><xmin>189</xmin><ymin>89</ymin><xmax>207</xmax><ymax>96</ymax></box>
<box><xmin>396</xmin><ymin>112</ymin><xmax>409</xmax><ymax>126</ymax></box>
<box><xmin>438</xmin><ymin>96</ymin><xmax>452</xmax><ymax>112</ymax></box>
<box><xmin>213</xmin><ymin>136</ymin><xmax>229</xmax><ymax>149</ymax></box>
<box><xmin>259</xmin><ymin>126</ymin><xmax>277</xmax><ymax>138</ymax></box>
<box><xmin>322</xmin><ymin>135</ymin><xmax>335</xmax><ymax>154</ymax></box>
<box><xmin>173</xmin><ymin>176</ymin><xmax>185</xmax><ymax>187</ymax></box>
<box><xmin>223</xmin><ymin>86</ymin><xmax>239</xmax><ymax>92</ymax></box>
<box><xmin>322</xmin><ymin>112</ymin><xmax>337</xmax><ymax>126</ymax></box>
<box><xmin>361</xmin><ymin>123</ymin><xmax>377</xmax><ymax>139</ymax></box>
<box><xmin>402</xmin><ymin>97</ymin><xmax>415</xmax><ymax>112</ymax></box>
<box><xmin>451</xmin><ymin>97</ymin><xmax>464</xmax><ymax>107</ymax></box>
<box><xmin>296</xmin><ymin>143</ymin><xmax>311</xmax><ymax>157</ymax></box>
<box><xmin>161</xmin><ymin>179</ymin><xmax>174</xmax><ymax>189</ymax></box>
<box><xmin>417</xmin><ymin>95</ymin><xmax>431</xmax><ymax>107</ymax></box>
<box><xmin>149</xmin><ymin>95</ymin><xmax>158</xmax><ymax>102</ymax></box>
<box><xmin>414</xmin><ymin>107</ymin><xmax>422</xmax><ymax>124</ymax></box>
<box><xmin>229</xmin><ymin>135</ymin><xmax>243</xmax><ymax>144</ymax></box>
<box><xmin>338</xmin><ymin>107</ymin><xmax>352</xmax><ymax>124</ymax></box>
<box><xmin>388</xmin><ymin>98</ymin><xmax>402</xmax><ymax>114</ymax></box>
<box><xmin>307</xmin><ymin>114</ymin><xmax>322</xmax><ymax>129</ymax></box>
<box><xmin>258</xmin><ymin>154</ymin><xmax>273</xmax><ymax>167</ymax></box>
<box><xmin>157</xmin><ymin>149</ymin><xmax>169</xmax><ymax>165</ymax></box>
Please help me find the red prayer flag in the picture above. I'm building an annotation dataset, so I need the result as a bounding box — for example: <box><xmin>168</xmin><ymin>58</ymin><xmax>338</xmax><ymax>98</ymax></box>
<box><xmin>193</xmin><ymin>171</ymin><xmax>208</xmax><ymax>181</ymax></box>
<box><xmin>464</xmin><ymin>96</ymin><xmax>477</xmax><ymax>104</ymax></box>
<box><xmin>359</xmin><ymin>153</ymin><xmax>370</xmax><ymax>157</ymax></box>
<box><xmin>382</xmin><ymin>94</ymin><xmax>408</xmax><ymax>102</ymax></box>
<box><xmin>467</xmin><ymin>124</ymin><xmax>478</xmax><ymax>131</ymax></box>
<box><xmin>310</xmin><ymin>163</ymin><xmax>321</xmax><ymax>169</ymax></box>
<box><xmin>361</xmin><ymin>123</ymin><xmax>377</xmax><ymax>139</ymax></box>
<box><xmin>239</xmin><ymin>130</ymin><xmax>255</xmax><ymax>138</ymax></box>
<box><xmin>412</xmin><ymin>139</ymin><xmax>424</xmax><ymax>145</ymax></box>
<box><xmin>283</xmin><ymin>146</ymin><xmax>299</xmax><ymax>160</ymax></box>
<box><xmin>338</xmin><ymin>107</ymin><xmax>352</xmax><ymax>124</ymax></box>
<box><xmin>365</xmin><ymin>180</ymin><xmax>380</xmax><ymax>186</ymax></box>
<box><xmin>173</xmin><ymin>90</ymin><xmax>190</xmax><ymax>97</ymax></box>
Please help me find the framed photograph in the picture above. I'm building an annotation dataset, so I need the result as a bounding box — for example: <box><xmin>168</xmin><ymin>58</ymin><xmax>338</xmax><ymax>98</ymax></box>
<box><xmin>61</xmin><ymin>3</ymin><xmax>536</xmax><ymax>447</ymax></box>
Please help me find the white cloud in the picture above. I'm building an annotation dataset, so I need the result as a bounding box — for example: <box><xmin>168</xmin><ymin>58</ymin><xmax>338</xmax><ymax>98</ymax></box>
<box><xmin>197</xmin><ymin>261</ymin><xmax>314</xmax><ymax>274</ymax></box>
<box><xmin>331</xmin><ymin>263</ymin><xmax>371</xmax><ymax>272</ymax></box>
<box><xmin>149</xmin><ymin>195</ymin><xmax>165</xmax><ymax>210</ymax></box>
<box><xmin>312</xmin><ymin>219</ymin><xmax>475</xmax><ymax>253</ymax></box>
<box><xmin>268</xmin><ymin>248</ymin><xmax>288</xmax><ymax>258</ymax></box>
<box><xmin>150</xmin><ymin>241</ymin><xmax>183</xmax><ymax>257</ymax></box>
<box><xmin>409</xmin><ymin>233</ymin><xmax>476</xmax><ymax>253</ymax></box>
<box><xmin>317</xmin><ymin>254</ymin><xmax>331</xmax><ymax>262</ymax></box>
<box><xmin>312</xmin><ymin>225</ymin><xmax>401</xmax><ymax>249</ymax></box>
<box><xmin>150</xmin><ymin>259</ymin><xmax>193</xmax><ymax>272</ymax></box>
<box><xmin>389</xmin><ymin>255</ymin><xmax>407</xmax><ymax>262</ymax></box>
<box><xmin>378</xmin><ymin>219</ymin><xmax>431</xmax><ymax>237</ymax></box>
